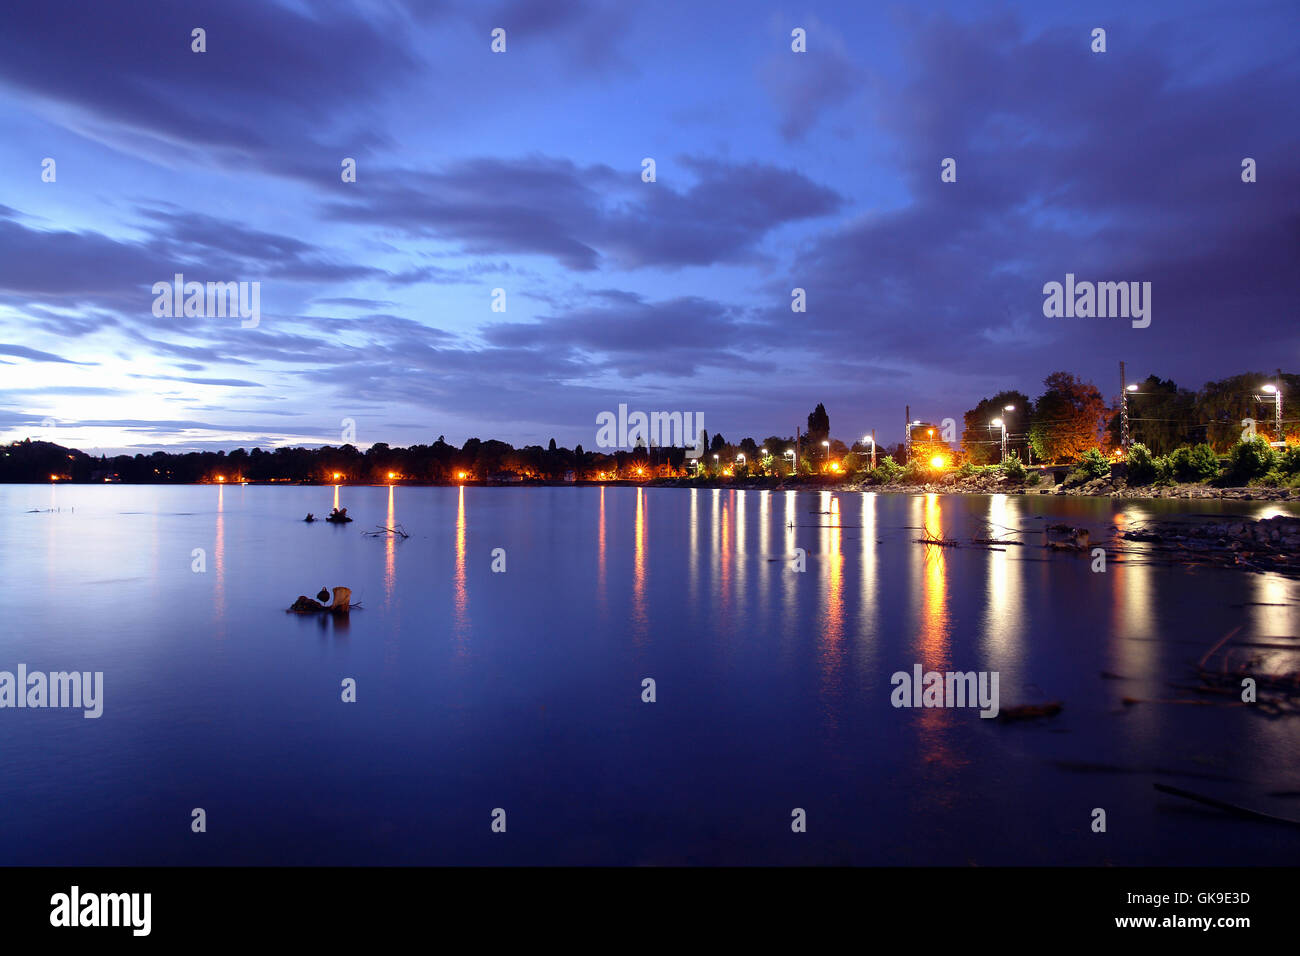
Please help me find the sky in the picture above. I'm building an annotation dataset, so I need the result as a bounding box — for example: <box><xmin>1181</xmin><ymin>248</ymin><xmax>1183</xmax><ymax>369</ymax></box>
<box><xmin>0</xmin><ymin>0</ymin><xmax>1296</xmax><ymax>456</ymax></box>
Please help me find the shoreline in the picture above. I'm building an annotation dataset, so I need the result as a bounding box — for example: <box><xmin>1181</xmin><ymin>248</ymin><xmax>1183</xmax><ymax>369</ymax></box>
<box><xmin>16</xmin><ymin>477</ymin><xmax>1299</xmax><ymax>502</ymax></box>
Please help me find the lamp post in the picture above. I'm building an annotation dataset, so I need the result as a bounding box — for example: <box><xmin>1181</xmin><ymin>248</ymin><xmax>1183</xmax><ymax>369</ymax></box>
<box><xmin>863</xmin><ymin>433</ymin><xmax>876</xmax><ymax>469</ymax></box>
<box><xmin>1001</xmin><ymin>405</ymin><xmax>1015</xmax><ymax>462</ymax></box>
<box><xmin>991</xmin><ymin>418</ymin><xmax>1007</xmax><ymax>463</ymax></box>
<box><xmin>905</xmin><ymin>420</ymin><xmax>922</xmax><ymax>462</ymax></box>
<box><xmin>821</xmin><ymin>440</ymin><xmax>829</xmax><ymax>465</ymax></box>
<box><xmin>1121</xmin><ymin>383</ymin><xmax>1138</xmax><ymax>451</ymax></box>
<box><xmin>1262</xmin><ymin>382</ymin><xmax>1283</xmax><ymax>445</ymax></box>
<box><xmin>784</xmin><ymin>449</ymin><xmax>795</xmax><ymax>475</ymax></box>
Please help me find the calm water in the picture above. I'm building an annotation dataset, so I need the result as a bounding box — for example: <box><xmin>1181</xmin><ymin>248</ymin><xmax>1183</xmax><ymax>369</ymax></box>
<box><xmin>1</xmin><ymin>484</ymin><xmax>1298</xmax><ymax>865</ymax></box>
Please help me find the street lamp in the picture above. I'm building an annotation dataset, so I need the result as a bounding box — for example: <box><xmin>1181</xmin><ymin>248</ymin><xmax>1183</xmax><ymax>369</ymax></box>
<box><xmin>991</xmin><ymin>418</ymin><xmax>1007</xmax><ymax>463</ymax></box>
<box><xmin>1000</xmin><ymin>405</ymin><xmax>1015</xmax><ymax>462</ymax></box>
<box><xmin>1262</xmin><ymin>383</ymin><xmax>1283</xmax><ymax>444</ymax></box>
<box><xmin>905</xmin><ymin>420</ymin><xmax>922</xmax><ymax>462</ymax></box>
<box><xmin>784</xmin><ymin>448</ymin><xmax>795</xmax><ymax>476</ymax></box>
<box><xmin>862</xmin><ymin>433</ymin><xmax>876</xmax><ymax>469</ymax></box>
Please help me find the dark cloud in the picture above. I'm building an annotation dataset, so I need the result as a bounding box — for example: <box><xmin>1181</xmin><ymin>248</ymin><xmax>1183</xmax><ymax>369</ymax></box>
<box><xmin>321</xmin><ymin>154</ymin><xmax>842</xmax><ymax>270</ymax></box>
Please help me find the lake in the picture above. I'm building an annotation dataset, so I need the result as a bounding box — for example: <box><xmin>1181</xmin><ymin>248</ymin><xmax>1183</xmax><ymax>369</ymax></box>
<box><xmin>1</xmin><ymin>484</ymin><xmax>1298</xmax><ymax>865</ymax></box>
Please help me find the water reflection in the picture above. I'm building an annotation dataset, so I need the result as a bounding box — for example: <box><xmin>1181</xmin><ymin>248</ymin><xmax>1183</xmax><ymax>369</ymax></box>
<box><xmin>385</xmin><ymin>484</ymin><xmax>397</xmax><ymax>604</ymax></box>
<box><xmin>857</xmin><ymin>492</ymin><xmax>879</xmax><ymax>679</ymax></box>
<box><xmin>598</xmin><ymin>486</ymin><xmax>608</xmax><ymax>621</ymax></box>
<box><xmin>913</xmin><ymin>494</ymin><xmax>955</xmax><ymax>770</ymax></box>
<box><xmin>214</xmin><ymin>483</ymin><xmax>225</xmax><ymax>637</ymax></box>
<box><xmin>453</xmin><ymin>485</ymin><xmax>468</xmax><ymax>648</ymax></box>
<box><xmin>982</xmin><ymin>494</ymin><xmax>1024</xmax><ymax>668</ymax></box>
<box><xmin>688</xmin><ymin>488</ymin><xmax>698</xmax><ymax>614</ymax></box>
<box><xmin>819</xmin><ymin>491</ymin><xmax>846</xmax><ymax>735</ymax></box>
<box><xmin>633</xmin><ymin>487</ymin><xmax>648</xmax><ymax>642</ymax></box>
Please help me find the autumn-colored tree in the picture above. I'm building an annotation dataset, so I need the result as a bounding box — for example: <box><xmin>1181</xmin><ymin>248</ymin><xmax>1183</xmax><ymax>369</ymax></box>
<box><xmin>1028</xmin><ymin>372</ymin><xmax>1108</xmax><ymax>463</ymax></box>
<box><xmin>962</xmin><ymin>390</ymin><xmax>1031</xmax><ymax>464</ymax></box>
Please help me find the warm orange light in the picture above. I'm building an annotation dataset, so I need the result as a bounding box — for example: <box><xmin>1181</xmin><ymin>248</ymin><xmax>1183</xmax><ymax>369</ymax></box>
<box><xmin>332</xmin><ymin>472</ymin><xmax>342</xmax><ymax>481</ymax></box>
<box><xmin>458</xmin><ymin>471</ymin><xmax>468</xmax><ymax>480</ymax></box>
<box><xmin>636</xmin><ymin>466</ymin><xmax>644</xmax><ymax>475</ymax></box>
<box><xmin>387</xmin><ymin>472</ymin><xmax>397</xmax><ymax>479</ymax></box>
<box><xmin>216</xmin><ymin>475</ymin><xmax>225</xmax><ymax>482</ymax></box>
<box><xmin>49</xmin><ymin>474</ymin><xmax>59</xmax><ymax>481</ymax></box>
<box><xmin>929</xmin><ymin>455</ymin><xmax>946</xmax><ymax>468</ymax></box>
<box><xmin>829</xmin><ymin>462</ymin><xmax>841</xmax><ymax>472</ymax></box>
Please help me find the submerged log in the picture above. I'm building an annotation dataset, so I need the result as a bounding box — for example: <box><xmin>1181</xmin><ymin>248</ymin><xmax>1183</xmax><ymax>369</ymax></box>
<box><xmin>288</xmin><ymin>586</ymin><xmax>354</xmax><ymax>615</ymax></box>
<box><xmin>998</xmin><ymin>701</ymin><xmax>1063</xmax><ymax>722</ymax></box>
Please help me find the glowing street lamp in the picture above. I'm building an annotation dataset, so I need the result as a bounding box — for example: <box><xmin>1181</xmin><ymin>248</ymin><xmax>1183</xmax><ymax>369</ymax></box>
<box><xmin>821</xmin><ymin>440</ymin><xmax>829</xmax><ymax>462</ymax></box>
<box><xmin>1262</xmin><ymin>383</ymin><xmax>1283</xmax><ymax>444</ymax></box>
<box><xmin>991</xmin><ymin>417</ymin><xmax>1007</xmax><ymax>464</ymax></box>
<box><xmin>784</xmin><ymin>448</ymin><xmax>795</xmax><ymax>475</ymax></box>
<box><xmin>906</xmin><ymin>420</ymin><xmax>922</xmax><ymax>461</ymax></box>
<box><xmin>998</xmin><ymin>404</ymin><xmax>1016</xmax><ymax>462</ymax></box>
<box><xmin>862</xmin><ymin>432</ymin><xmax>876</xmax><ymax>469</ymax></box>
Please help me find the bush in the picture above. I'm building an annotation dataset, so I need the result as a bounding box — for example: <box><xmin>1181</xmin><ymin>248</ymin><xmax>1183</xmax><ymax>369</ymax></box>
<box><xmin>1126</xmin><ymin>443</ymin><xmax>1156</xmax><ymax>485</ymax></box>
<box><xmin>1252</xmin><ymin>469</ymin><xmax>1284</xmax><ymax>488</ymax></box>
<box><xmin>900</xmin><ymin>461</ymin><xmax>924</xmax><ymax>484</ymax></box>
<box><xmin>867</xmin><ymin>458</ymin><xmax>903</xmax><ymax>485</ymax></box>
<box><xmin>1278</xmin><ymin>444</ymin><xmax>1300</xmax><ymax>477</ymax></box>
<box><xmin>1075</xmin><ymin>448</ymin><xmax>1111</xmax><ymax>481</ymax></box>
<box><xmin>1169</xmin><ymin>444</ymin><xmax>1220</xmax><ymax>483</ymax></box>
<box><xmin>1227</xmin><ymin>436</ymin><xmax>1275</xmax><ymax>484</ymax></box>
<box><xmin>1000</xmin><ymin>451</ymin><xmax>1026</xmax><ymax>481</ymax></box>
<box><xmin>1153</xmin><ymin>456</ymin><xmax>1176</xmax><ymax>485</ymax></box>
<box><xmin>1025</xmin><ymin>470</ymin><xmax>1041</xmax><ymax>486</ymax></box>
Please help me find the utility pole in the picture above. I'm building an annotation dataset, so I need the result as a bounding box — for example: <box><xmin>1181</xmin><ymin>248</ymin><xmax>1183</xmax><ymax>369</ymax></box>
<box><xmin>871</xmin><ymin>429</ymin><xmax>877</xmax><ymax>469</ymax></box>
<box><xmin>904</xmin><ymin>405</ymin><xmax>911</xmax><ymax>463</ymax></box>
<box><xmin>1119</xmin><ymin>361</ymin><xmax>1130</xmax><ymax>452</ymax></box>
<box><xmin>795</xmin><ymin>425</ymin><xmax>801</xmax><ymax>475</ymax></box>
<box><xmin>1277</xmin><ymin>367</ymin><xmax>1284</xmax><ymax>444</ymax></box>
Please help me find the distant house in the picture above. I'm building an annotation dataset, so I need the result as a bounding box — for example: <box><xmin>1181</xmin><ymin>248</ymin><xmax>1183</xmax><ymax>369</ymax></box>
<box><xmin>563</xmin><ymin>470</ymin><xmax>576</xmax><ymax>482</ymax></box>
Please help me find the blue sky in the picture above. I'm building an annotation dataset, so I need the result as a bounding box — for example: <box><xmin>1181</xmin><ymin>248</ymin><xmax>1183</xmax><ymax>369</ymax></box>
<box><xmin>0</xmin><ymin>0</ymin><xmax>1296</xmax><ymax>455</ymax></box>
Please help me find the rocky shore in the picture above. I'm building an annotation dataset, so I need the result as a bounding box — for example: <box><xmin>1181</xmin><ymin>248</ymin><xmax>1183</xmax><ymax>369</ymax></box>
<box><xmin>647</xmin><ymin>473</ymin><xmax>1300</xmax><ymax>501</ymax></box>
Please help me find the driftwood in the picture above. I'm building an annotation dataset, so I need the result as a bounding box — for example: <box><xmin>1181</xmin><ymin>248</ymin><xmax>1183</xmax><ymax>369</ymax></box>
<box><xmin>1045</xmin><ymin>524</ymin><xmax>1090</xmax><ymax>550</ymax></box>
<box><xmin>362</xmin><ymin>524</ymin><xmax>409</xmax><ymax>538</ymax></box>
<box><xmin>998</xmin><ymin>701</ymin><xmax>1063</xmax><ymax>722</ymax></box>
<box><xmin>1154</xmin><ymin>783</ymin><xmax>1300</xmax><ymax>827</ymax></box>
<box><xmin>288</xmin><ymin>586</ymin><xmax>356</xmax><ymax>615</ymax></box>
<box><xmin>914</xmin><ymin>527</ymin><xmax>961</xmax><ymax>547</ymax></box>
